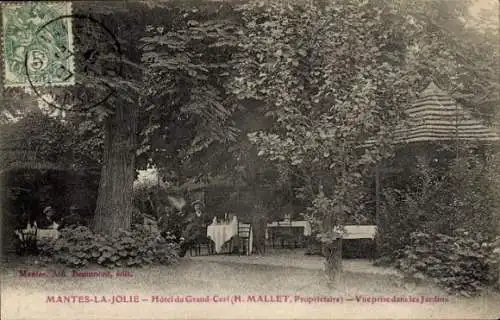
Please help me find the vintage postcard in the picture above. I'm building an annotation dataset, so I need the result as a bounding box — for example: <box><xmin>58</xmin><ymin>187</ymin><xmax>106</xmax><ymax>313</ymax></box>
<box><xmin>1</xmin><ymin>1</ymin><xmax>499</xmax><ymax>319</ymax></box>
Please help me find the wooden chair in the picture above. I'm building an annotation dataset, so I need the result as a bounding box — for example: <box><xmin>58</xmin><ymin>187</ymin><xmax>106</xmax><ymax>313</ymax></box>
<box><xmin>16</xmin><ymin>226</ymin><xmax>38</xmax><ymax>255</ymax></box>
<box><xmin>189</xmin><ymin>236</ymin><xmax>215</xmax><ymax>256</ymax></box>
<box><xmin>218</xmin><ymin>240</ymin><xmax>235</xmax><ymax>254</ymax></box>
<box><xmin>237</xmin><ymin>222</ymin><xmax>252</xmax><ymax>255</ymax></box>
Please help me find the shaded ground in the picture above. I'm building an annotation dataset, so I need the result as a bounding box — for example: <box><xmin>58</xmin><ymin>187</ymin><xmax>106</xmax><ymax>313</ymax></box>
<box><xmin>1</xmin><ymin>253</ymin><xmax>499</xmax><ymax>319</ymax></box>
<box><xmin>189</xmin><ymin>248</ymin><xmax>400</xmax><ymax>276</ymax></box>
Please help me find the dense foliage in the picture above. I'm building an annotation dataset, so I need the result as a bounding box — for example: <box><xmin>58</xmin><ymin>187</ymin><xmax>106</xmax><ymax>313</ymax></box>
<box><xmin>377</xmin><ymin>144</ymin><xmax>499</xmax><ymax>259</ymax></box>
<box><xmin>230</xmin><ymin>0</ymin><xmax>419</xmax><ymax>272</ymax></box>
<box><xmin>1</xmin><ymin>111</ymin><xmax>74</xmax><ymax>170</ymax></box>
<box><xmin>396</xmin><ymin>0</ymin><xmax>499</xmax><ymax>124</ymax></box>
<box><xmin>139</xmin><ymin>2</ymin><xmax>241</xmax><ymax>173</ymax></box>
<box><xmin>133</xmin><ymin>181</ymin><xmax>188</xmax><ymax>237</ymax></box>
<box><xmin>396</xmin><ymin>231</ymin><xmax>500</xmax><ymax>296</ymax></box>
<box><xmin>1</xmin><ymin>110</ymin><xmax>100</xmax><ymax>247</ymax></box>
<box><xmin>1</xmin><ymin>0</ymin><xmax>499</xmax><ymax>286</ymax></box>
<box><xmin>38</xmin><ymin>226</ymin><xmax>179</xmax><ymax>268</ymax></box>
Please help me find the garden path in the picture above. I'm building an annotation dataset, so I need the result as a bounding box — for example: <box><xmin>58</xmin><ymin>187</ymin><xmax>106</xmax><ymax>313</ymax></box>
<box><xmin>189</xmin><ymin>249</ymin><xmax>400</xmax><ymax>276</ymax></box>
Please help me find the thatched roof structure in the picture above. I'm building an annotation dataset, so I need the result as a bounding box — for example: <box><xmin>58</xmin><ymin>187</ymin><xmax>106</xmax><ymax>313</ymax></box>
<box><xmin>0</xmin><ymin>150</ymin><xmax>86</xmax><ymax>175</ymax></box>
<box><xmin>365</xmin><ymin>82</ymin><xmax>499</xmax><ymax>147</ymax></box>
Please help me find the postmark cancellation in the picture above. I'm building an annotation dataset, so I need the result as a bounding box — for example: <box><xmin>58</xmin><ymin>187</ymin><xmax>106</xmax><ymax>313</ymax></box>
<box><xmin>2</xmin><ymin>2</ymin><xmax>74</xmax><ymax>87</ymax></box>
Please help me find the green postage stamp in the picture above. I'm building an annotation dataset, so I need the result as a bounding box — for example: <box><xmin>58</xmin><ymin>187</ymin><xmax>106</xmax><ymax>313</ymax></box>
<box><xmin>2</xmin><ymin>2</ymin><xmax>74</xmax><ymax>87</ymax></box>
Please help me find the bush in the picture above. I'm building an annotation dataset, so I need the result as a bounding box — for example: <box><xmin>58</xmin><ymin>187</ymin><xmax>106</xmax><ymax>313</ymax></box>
<box><xmin>133</xmin><ymin>183</ymin><xmax>187</xmax><ymax>239</ymax></box>
<box><xmin>157</xmin><ymin>206</ymin><xmax>187</xmax><ymax>240</ymax></box>
<box><xmin>396</xmin><ymin>230</ymin><xmax>500</xmax><ymax>296</ymax></box>
<box><xmin>377</xmin><ymin>149</ymin><xmax>499</xmax><ymax>261</ymax></box>
<box><xmin>38</xmin><ymin>225</ymin><xmax>179</xmax><ymax>268</ymax></box>
<box><xmin>305</xmin><ymin>235</ymin><xmax>323</xmax><ymax>255</ymax></box>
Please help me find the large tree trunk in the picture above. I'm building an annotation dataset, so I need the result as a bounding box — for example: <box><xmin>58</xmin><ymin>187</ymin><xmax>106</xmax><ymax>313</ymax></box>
<box><xmin>93</xmin><ymin>104</ymin><xmax>137</xmax><ymax>235</ymax></box>
<box><xmin>497</xmin><ymin>210</ymin><xmax>500</xmax><ymax>289</ymax></box>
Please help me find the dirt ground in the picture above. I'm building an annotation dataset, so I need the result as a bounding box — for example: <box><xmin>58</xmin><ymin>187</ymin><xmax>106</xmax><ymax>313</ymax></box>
<box><xmin>1</xmin><ymin>254</ymin><xmax>499</xmax><ymax>319</ymax></box>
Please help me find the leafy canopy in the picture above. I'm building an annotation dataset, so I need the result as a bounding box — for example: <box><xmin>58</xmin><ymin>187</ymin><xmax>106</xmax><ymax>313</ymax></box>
<box><xmin>230</xmin><ymin>0</ymin><xmax>420</xmax><ymax>235</ymax></box>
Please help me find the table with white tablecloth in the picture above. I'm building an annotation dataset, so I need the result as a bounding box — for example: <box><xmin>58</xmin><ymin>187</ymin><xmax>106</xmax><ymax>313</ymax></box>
<box><xmin>206</xmin><ymin>216</ymin><xmax>238</xmax><ymax>253</ymax></box>
<box><xmin>265</xmin><ymin>220</ymin><xmax>312</xmax><ymax>239</ymax></box>
<box><xmin>206</xmin><ymin>217</ymin><xmax>253</xmax><ymax>255</ymax></box>
<box><xmin>36</xmin><ymin>229</ymin><xmax>60</xmax><ymax>240</ymax></box>
<box><xmin>15</xmin><ymin>228</ymin><xmax>60</xmax><ymax>241</ymax></box>
<box><xmin>333</xmin><ymin>225</ymin><xmax>377</xmax><ymax>239</ymax></box>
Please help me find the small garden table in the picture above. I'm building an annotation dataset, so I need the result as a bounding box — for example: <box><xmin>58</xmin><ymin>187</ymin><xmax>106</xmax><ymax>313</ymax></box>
<box><xmin>265</xmin><ymin>220</ymin><xmax>312</xmax><ymax>238</ymax></box>
<box><xmin>207</xmin><ymin>216</ymin><xmax>238</xmax><ymax>253</ymax></box>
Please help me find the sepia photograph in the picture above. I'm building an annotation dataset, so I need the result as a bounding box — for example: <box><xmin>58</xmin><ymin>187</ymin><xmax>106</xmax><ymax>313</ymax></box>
<box><xmin>0</xmin><ymin>1</ymin><xmax>499</xmax><ymax>319</ymax></box>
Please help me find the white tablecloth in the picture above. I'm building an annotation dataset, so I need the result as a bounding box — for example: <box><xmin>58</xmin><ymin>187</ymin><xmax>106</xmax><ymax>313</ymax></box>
<box><xmin>207</xmin><ymin>216</ymin><xmax>238</xmax><ymax>253</ymax></box>
<box><xmin>265</xmin><ymin>220</ymin><xmax>312</xmax><ymax>239</ymax></box>
<box><xmin>37</xmin><ymin>229</ymin><xmax>60</xmax><ymax>240</ymax></box>
<box><xmin>16</xmin><ymin>228</ymin><xmax>60</xmax><ymax>242</ymax></box>
<box><xmin>333</xmin><ymin>225</ymin><xmax>377</xmax><ymax>239</ymax></box>
<box><xmin>206</xmin><ymin>217</ymin><xmax>253</xmax><ymax>255</ymax></box>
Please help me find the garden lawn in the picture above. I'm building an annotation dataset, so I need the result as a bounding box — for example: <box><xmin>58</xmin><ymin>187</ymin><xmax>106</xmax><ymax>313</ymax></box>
<box><xmin>1</xmin><ymin>255</ymin><xmax>499</xmax><ymax>319</ymax></box>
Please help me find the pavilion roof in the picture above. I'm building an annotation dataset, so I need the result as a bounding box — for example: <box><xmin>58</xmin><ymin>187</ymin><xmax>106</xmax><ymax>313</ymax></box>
<box><xmin>364</xmin><ymin>82</ymin><xmax>499</xmax><ymax>147</ymax></box>
<box><xmin>0</xmin><ymin>150</ymin><xmax>86</xmax><ymax>175</ymax></box>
